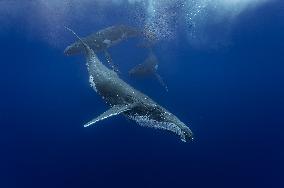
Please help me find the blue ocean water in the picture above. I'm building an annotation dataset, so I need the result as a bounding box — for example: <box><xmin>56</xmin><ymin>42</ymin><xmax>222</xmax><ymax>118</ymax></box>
<box><xmin>0</xmin><ymin>1</ymin><xmax>284</xmax><ymax>188</ymax></box>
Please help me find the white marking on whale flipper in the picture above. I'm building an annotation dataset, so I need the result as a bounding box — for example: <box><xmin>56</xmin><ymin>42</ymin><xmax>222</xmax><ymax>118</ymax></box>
<box><xmin>84</xmin><ymin>104</ymin><xmax>136</xmax><ymax>127</ymax></box>
<box><xmin>103</xmin><ymin>39</ymin><xmax>112</xmax><ymax>46</ymax></box>
<box><xmin>154</xmin><ymin>64</ymin><xmax>158</xmax><ymax>70</ymax></box>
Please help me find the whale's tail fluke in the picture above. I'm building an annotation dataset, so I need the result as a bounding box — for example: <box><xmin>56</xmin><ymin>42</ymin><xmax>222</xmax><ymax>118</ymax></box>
<box><xmin>65</xmin><ymin>26</ymin><xmax>94</xmax><ymax>57</ymax></box>
<box><xmin>65</xmin><ymin>26</ymin><xmax>102</xmax><ymax>66</ymax></box>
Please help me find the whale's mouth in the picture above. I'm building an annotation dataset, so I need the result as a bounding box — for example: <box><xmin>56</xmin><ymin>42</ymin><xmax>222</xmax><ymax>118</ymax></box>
<box><xmin>129</xmin><ymin>115</ymin><xmax>191</xmax><ymax>141</ymax></box>
<box><xmin>180</xmin><ymin>130</ymin><xmax>194</xmax><ymax>142</ymax></box>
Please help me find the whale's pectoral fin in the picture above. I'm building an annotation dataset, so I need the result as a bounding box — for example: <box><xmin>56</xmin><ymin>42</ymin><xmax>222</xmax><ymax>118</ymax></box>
<box><xmin>154</xmin><ymin>73</ymin><xmax>168</xmax><ymax>92</ymax></box>
<box><xmin>84</xmin><ymin>104</ymin><xmax>135</xmax><ymax>127</ymax></box>
<box><xmin>104</xmin><ymin>50</ymin><xmax>119</xmax><ymax>73</ymax></box>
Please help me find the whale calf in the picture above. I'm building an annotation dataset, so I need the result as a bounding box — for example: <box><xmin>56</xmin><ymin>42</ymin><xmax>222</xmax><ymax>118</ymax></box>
<box><xmin>129</xmin><ymin>51</ymin><xmax>168</xmax><ymax>92</ymax></box>
<box><xmin>65</xmin><ymin>27</ymin><xmax>193</xmax><ymax>142</ymax></box>
<box><xmin>64</xmin><ymin>25</ymin><xmax>141</xmax><ymax>71</ymax></box>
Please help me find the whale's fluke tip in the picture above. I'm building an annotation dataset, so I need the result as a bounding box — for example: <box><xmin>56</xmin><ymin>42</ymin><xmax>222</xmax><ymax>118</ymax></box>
<box><xmin>65</xmin><ymin>26</ymin><xmax>93</xmax><ymax>56</ymax></box>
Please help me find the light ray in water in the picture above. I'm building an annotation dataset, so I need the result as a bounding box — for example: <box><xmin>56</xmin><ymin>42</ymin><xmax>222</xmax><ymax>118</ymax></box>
<box><xmin>0</xmin><ymin>0</ymin><xmax>270</xmax><ymax>47</ymax></box>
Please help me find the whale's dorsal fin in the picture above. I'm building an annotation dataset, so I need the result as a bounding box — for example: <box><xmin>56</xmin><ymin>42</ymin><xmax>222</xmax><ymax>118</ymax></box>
<box><xmin>84</xmin><ymin>103</ymin><xmax>136</xmax><ymax>127</ymax></box>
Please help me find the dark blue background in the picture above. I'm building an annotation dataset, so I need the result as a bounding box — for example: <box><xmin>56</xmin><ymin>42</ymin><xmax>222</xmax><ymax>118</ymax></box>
<box><xmin>0</xmin><ymin>1</ymin><xmax>283</xmax><ymax>188</ymax></box>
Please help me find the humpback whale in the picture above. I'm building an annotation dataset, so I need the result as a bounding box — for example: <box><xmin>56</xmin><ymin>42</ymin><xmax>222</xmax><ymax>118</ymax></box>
<box><xmin>129</xmin><ymin>51</ymin><xmax>168</xmax><ymax>92</ymax></box>
<box><xmin>64</xmin><ymin>25</ymin><xmax>141</xmax><ymax>71</ymax></box>
<box><xmin>65</xmin><ymin>27</ymin><xmax>193</xmax><ymax>142</ymax></box>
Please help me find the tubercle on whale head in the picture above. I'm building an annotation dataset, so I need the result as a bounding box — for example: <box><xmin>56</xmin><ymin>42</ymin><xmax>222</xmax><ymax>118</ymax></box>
<box><xmin>179</xmin><ymin>125</ymin><xmax>194</xmax><ymax>142</ymax></box>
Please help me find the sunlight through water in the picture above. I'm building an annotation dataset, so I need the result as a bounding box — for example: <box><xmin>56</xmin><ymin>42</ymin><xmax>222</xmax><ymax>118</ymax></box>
<box><xmin>0</xmin><ymin>0</ymin><xmax>270</xmax><ymax>47</ymax></box>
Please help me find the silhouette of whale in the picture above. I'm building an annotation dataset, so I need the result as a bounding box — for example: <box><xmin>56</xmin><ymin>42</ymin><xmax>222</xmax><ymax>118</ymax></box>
<box><xmin>129</xmin><ymin>51</ymin><xmax>168</xmax><ymax>92</ymax></box>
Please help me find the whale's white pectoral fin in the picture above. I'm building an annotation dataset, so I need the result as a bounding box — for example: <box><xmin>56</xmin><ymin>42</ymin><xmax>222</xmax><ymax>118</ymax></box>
<box><xmin>84</xmin><ymin>104</ymin><xmax>135</xmax><ymax>127</ymax></box>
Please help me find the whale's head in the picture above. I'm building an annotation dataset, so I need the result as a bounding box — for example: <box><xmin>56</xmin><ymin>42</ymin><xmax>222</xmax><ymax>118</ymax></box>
<box><xmin>178</xmin><ymin>123</ymin><xmax>194</xmax><ymax>142</ymax></box>
<box><xmin>64</xmin><ymin>42</ymin><xmax>83</xmax><ymax>56</ymax></box>
<box><xmin>161</xmin><ymin>111</ymin><xmax>194</xmax><ymax>142</ymax></box>
<box><xmin>129</xmin><ymin>105</ymin><xmax>194</xmax><ymax>142</ymax></box>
